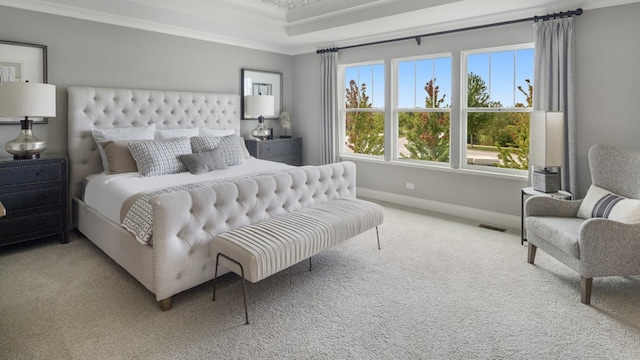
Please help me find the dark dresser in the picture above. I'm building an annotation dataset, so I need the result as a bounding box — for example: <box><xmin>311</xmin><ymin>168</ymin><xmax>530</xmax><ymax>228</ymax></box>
<box><xmin>245</xmin><ymin>137</ymin><xmax>302</xmax><ymax>166</ymax></box>
<box><xmin>0</xmin><ymin>155</ymin><xmax>68</xmax><ymax>247</ymax></box>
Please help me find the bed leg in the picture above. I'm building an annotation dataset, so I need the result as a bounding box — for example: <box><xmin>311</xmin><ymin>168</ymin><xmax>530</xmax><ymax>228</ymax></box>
<box><xmin>158</xmin><ymin>297</ymin><xmax>172</xmax><ymax>311</ymax></box>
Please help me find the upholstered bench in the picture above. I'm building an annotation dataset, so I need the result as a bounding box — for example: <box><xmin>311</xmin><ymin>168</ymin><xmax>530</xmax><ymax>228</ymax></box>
<box><xmin>211</xmin><ymin>197</ymin><xmax>384</xmax><ymax>324</ymax></box>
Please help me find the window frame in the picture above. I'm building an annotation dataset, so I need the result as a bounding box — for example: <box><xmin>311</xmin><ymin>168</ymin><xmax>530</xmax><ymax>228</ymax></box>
<box><xmin>460</xmin><ymin>43</ymin><xmax>534</xmax><ymax>175</ymax></box>
<box><xmin>392</xmin><ymin>53</ymin><xmax>452</xmax><ymax>165</ymax></box>
<box><xmin>339</xmin><ymin>61</ymin><xmax>386</xmax><ymax>158</ymax></box>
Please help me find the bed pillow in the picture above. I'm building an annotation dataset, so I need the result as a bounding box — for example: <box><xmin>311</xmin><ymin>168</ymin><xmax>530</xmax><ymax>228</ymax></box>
<box><xmin>239</xmin><ymin>137</ymin><xmax>251</xmax><ymax>159</ymax></box>
<box><xmin>99</xmin><ymin>140</ymin><xmax>138</xmax><ymax>174</ymax></box>
<box><xmin>190</xmin><ymin>135</ymin><xmax>246</xmax><ymax>166</ymax></box>
<box><xmin>577</xmin><ymin>184</ymin><xmax>640</xmax><ymax>223</ymax></box>
<box><xmin>155</xmin><ymin>128</ymin><xmax>199</xmax><ymax>140</ymax></box>
<box><xmin>180</xmin><ymin>149</ymin><xmax>228</xmax><ymax>175</ymax></box>
<box><xmin>128</xmin><ymin>137</ymin><xmax>192</xmax><ymax>177</ymax></box>
<box><xmin>91</xmin><ymin>124</ymin><xmax>156</xmax><ymax>172</ymax></box>
<box><xmin>198</xmin><ymin>128</ymin><xmax>235</xmax><ymax>137</ymax></box>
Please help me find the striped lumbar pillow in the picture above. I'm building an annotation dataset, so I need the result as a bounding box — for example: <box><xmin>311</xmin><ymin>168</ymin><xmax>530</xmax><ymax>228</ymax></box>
<box><xmin>577</xmin><ymin>184</ymin><xmax>640</xmax><ymax>223</ymax></box>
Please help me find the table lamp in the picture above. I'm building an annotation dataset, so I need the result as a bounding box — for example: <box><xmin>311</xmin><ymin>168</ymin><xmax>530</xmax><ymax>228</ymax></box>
<box><xmin>529</xmin><ymin>111</ymin><xmax>564</xmax><ymax>192</ymax></box>
<box><xmin>245</xmin><ymin>94</ymin><xmax>274</xmax><ymax>141</ymax></box>
<box><xmin>0</xmin><ymin>82</ymin><xmax>56</xmax><ymax>159</ymax></box>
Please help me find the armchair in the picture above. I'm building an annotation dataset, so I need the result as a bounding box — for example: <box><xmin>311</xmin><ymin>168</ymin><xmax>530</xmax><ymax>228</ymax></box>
<box><xmin>525</xmin><ymin>144</ymin><xmax>640</xmax><ymax>304</ymax></box>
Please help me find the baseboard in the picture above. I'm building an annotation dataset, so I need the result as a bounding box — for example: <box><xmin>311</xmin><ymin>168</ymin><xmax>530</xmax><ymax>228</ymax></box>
<box><xmin>357</xmin><ymin>187</ymin><xmax>520</xmax><ymax>231</ymax></box>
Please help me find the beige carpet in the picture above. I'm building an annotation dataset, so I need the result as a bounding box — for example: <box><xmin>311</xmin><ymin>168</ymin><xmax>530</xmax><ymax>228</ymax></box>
<box><xmin>1</xmin><ymin>201</ymin><xmax>640</xmax><ymax>359</ymax></box>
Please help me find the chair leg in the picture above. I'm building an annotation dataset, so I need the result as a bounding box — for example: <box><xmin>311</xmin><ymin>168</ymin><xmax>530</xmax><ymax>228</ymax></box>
<box><xmin>581</xmin><ymin>276</ymin><xmax>593</xmax><ymax>305</ymax></box>
<box><xmin>527</xmin><ymin>243</ymin><xmax>537</xmax><ymax>264</ymax></box>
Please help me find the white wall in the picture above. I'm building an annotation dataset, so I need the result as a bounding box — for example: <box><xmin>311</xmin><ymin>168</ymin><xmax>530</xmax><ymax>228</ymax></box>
<box><xmin>0</xmin><ymin>6</ymin><xmax>294</xmax><ymax>157</ymax></box>
<box><xmin>292</xmin><ymin>3</ymin><xmax>640</xmax><ymax>229</ymax></box>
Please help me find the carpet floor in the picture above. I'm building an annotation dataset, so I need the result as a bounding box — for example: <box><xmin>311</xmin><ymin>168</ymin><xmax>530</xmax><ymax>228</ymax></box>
<box><xmin>1</xmin><ymin>201</ymin><xmax>640</xmax><ymax>359</ymax></box>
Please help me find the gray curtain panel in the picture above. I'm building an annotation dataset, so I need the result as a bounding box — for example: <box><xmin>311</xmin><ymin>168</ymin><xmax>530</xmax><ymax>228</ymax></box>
<box><xmin>533</xmin><ymin>17</ymin><xmax>577</xmax><ymax>194</ymax></box>
<box><xmin>320</xmin><ymin>51</ymin><xmax>339</xmax><ymax>165</ymax></box>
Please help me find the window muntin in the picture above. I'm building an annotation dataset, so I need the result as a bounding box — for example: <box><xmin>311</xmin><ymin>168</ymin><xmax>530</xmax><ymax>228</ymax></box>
<box><xmin>463</xmin><ymin>45</ymin><xmax>533</xmax><ymax>171</ymax></box>
<box><xmin>396</xmin><ymin>55</ymin><xmax>452</xmax><ymax>163</ymax></box>
<box><xmin>343</xmin><ymin>63</ymin><xmax>385</xmax><ymax>156</ymax></box>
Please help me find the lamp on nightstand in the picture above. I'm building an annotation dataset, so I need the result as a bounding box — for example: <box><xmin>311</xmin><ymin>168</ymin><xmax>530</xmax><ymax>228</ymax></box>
<box><xmin>245</xmin><ymin>94</ymin><xmax>274</xmax><ymax>141</ymax></box>
<box><xmin>0</xmin><ymin>82</ymin><xmax>56</xmax><ymax>159</ymax></box>
<box><xmin>529</xmin><ymin>111</ymin><xmax>564</xmax><ymax>193</ymax></box>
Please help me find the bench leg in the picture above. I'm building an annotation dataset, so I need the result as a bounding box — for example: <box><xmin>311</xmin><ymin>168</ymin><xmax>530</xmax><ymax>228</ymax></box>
<box><xmin>376</xmin><ymin>226</ymin><xmax>381</xmax><ymax>250</ymax></box>
<box><xmin>212</xmin><ymin>253</ymin><xmax>250</xmax><ymax>325</ymax></box>
<box><xmin>309</xmin><ymin>257</ymin><xmax>312</xmax><ymax>271</ymax></box>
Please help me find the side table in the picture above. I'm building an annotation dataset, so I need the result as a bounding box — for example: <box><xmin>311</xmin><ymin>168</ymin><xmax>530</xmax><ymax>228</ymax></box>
<box><xmin>245</xmin><ymin>137</ymin><xmax>302</xmax><ymax>166</ymax></box>
<box><xmin>0</xmin><ymin>155</ymin><xmax>69</xmax><ymax>247</ymax></box>
<box><xmin>521</xmin><ymin>187</ymin><xmax>572</xmax><ymax>245</ymax></box>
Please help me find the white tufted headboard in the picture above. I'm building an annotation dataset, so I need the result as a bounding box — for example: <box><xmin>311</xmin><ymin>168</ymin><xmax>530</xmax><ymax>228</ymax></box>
<box><xmin>67</xmin><ymin>86</ymin><xmax>240</xmax><ymax>201</ymax></box>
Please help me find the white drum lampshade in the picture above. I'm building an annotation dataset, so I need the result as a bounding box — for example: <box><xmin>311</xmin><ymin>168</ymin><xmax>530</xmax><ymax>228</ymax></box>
<box><xmin>529</xmin><ymin>111</ymin><xmax>564</xmax><ymax>192</ymax></box>
<box><xmin>0</xmin><ymin>82</ymin><xmax>56</xmax><ymax>159</ymax></box>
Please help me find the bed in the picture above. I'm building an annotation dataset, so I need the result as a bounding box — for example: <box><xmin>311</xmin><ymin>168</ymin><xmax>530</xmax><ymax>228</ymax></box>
<box><xmin>67</xmin><ymin>86</ymin><xmax>297</xmax><ymax>310</ymax></box>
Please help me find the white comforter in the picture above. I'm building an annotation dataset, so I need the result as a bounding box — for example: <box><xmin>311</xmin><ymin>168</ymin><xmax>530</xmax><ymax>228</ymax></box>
<box><xmin>83</xmin><ymin>158</ymin><xmax>292</xmax><ymax>226</ymax></box>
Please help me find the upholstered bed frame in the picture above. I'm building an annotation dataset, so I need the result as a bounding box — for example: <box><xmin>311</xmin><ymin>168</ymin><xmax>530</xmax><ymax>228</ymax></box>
<box><xmin>67</xmin><ymin>87</ymin><xmax>360</xmax><ymax>311</ymax></box>
<box><xmin>67</xmin><ymin>87</ymin><xmax>242</xmax><ymax>309</ymax></box>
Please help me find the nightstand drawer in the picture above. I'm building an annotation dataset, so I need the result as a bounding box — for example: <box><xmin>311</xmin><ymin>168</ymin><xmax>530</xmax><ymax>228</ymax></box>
<box><xmin>0</xmin><ymin>187</ymin><xmax>62</xmax><ymax>212</ymax></box>
<box><xmin>0</xmin><ymin>162</ymin><xmax>61</xmax><ymax>187</ymax></box>
<box><xmin>0</xmin><ymin>211</ymin><xmax>63</xmax><ymax>239</ymax></box>
<box><xmin>259</xmin><ymin>140</ymin><xmax>301</xmax><ymax>157</ymax></box>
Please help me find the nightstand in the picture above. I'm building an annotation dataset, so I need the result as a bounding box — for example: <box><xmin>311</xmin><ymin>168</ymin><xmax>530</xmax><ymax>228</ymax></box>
<box><xmin>520</xmin><ymin>186</ymin><xmax>572</xmax><ymax>245</ymax></box>
<box><xmin>245</xmin><ymin>137</ymin><xmax>302</xmax><ymax>166</ymax></box>
<box><xmin>0</xmin><ymin>155</ymin><xmax>68</xmax><ymax>247</ymax></box>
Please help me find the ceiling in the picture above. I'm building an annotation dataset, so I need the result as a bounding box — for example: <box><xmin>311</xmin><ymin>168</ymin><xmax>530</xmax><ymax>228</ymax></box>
<box><xmin>0</xmin><ymin>0</ymin><xmax>638</xmax><ymax>55</ymax></box>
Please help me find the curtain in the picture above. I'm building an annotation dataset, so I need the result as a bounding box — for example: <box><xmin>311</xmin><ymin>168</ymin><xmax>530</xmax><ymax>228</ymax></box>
<box><xmin>320</xmin><ymin>51</ymin><xmax>338</xmax><ymax>165</ymax></box>
<box><xmin>533</xmin><ymin>17</ymin><xmax>576</xmax><ymax>193</ymax></box>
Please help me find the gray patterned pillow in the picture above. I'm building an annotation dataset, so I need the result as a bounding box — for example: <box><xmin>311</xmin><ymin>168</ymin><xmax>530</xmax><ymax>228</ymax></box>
<box><xmin>128</xmin><ymin>138</ymin><xmax>192</xmax><ymax>177</ymax></box>
<box><xmin>190</xmin><ymin>135</ymin><xmax>246</xmax><ymax>166</ymax></box>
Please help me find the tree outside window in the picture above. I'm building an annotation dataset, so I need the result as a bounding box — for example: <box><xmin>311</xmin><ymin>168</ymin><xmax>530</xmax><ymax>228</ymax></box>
<box><xmin>344</xmin><ymin>64</ymin><xmax>384</xmax><ymax>156</ymax></box>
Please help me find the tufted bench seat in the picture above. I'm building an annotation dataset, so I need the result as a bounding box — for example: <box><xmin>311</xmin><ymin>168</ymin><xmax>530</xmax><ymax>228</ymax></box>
<box><xmin>211</xmin><ymin>197</ymin><xmax>384</xmax><ymax>324</ymax></box>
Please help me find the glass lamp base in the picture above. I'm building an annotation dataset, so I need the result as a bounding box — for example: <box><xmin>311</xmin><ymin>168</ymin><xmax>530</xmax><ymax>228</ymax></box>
<box><xmin>251</xmin><ymin>119</ymin><xmax>270</xmax><ymax>141</ymax></box>
<box><xmin>6</xmin><ymin>129</ymin><xmax>46</xmax><ymax>160</ymax></box>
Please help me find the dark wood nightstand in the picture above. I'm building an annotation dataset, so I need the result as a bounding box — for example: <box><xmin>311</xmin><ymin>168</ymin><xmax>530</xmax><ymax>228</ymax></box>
<box><xmin>0</xmin><ymin>155</ymin><xmax>68</xmax><ymax>247</ymax></box>
<box><xmin>245</xmin><ymin>137</ymin><xmax>302</xmax><ymax>166</ymax></box>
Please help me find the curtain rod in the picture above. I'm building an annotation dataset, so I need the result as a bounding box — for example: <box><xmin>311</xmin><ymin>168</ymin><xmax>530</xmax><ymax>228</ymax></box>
<box><xmin>316</xmin><ymin>8</ymin><xmax>583</xmax><ymax>54</ymax></box>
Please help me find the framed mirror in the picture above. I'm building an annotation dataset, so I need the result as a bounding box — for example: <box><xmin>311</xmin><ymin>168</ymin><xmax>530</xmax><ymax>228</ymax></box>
<box><xmin>241</xmin><ymin>68</ymin><xmax>282</xmax><ymax>120</ymax></box>
<box><xmin>0</xmin><ymin>40</ymin><xmax>48</xmax><ymax>124</ymax></box>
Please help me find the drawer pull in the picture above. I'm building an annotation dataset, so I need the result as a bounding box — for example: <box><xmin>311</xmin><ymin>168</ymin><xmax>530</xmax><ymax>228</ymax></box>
<box><xmin>36</xmin><ymin>170</ymin><xmax>44</xmax><ymax>176</ymax></box>
<box><xmin>0</xmin><ymin>201</ymin><xmax>5</xmax><ymax>217</ymax></box>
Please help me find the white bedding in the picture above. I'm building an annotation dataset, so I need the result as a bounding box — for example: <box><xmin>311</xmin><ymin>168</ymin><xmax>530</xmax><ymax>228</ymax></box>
<box><xmin>84</xmin><ymin>158</ymin><xmax>292</xmax><ymax>226</ymax></box>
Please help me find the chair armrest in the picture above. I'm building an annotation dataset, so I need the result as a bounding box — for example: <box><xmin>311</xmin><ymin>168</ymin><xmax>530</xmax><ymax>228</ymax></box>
<box><xmin>524</xmin><ymin>196</ymin><xmax>582</xmax><ymax>218</ymax></box>
<box><xmin>579</xmin><ymin>219</ymin><xmax>640</xmax><ymax>277</ymax></box>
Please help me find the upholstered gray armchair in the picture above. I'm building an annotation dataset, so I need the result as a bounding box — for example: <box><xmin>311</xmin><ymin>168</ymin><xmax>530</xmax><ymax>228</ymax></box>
<box><xmin>525</xmin><ymin>144</ymin><xmax>640</xmax><ymax>304</ymax></box>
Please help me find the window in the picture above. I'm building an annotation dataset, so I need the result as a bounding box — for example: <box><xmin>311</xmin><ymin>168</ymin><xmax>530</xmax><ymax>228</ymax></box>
<box><xmin>396</xmin><ymin>55</ymin><xmax>452</xmax><ymax>163</ymax></box>
<box><xmin>462</xmin><ymin>44</ymin><xmax>534</xmax><ymax>171</ymax></box>
<box><xmin>341</xmin><ymin>63</ymin><xmax>385</xmax><ymax>156</ymax></box>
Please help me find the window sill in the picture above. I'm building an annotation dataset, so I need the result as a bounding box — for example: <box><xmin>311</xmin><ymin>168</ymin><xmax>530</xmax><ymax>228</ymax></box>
<box><xmin>340</xmin><ymin>154</ymin><xmax>528</xmax><ymax>182</ymax></box>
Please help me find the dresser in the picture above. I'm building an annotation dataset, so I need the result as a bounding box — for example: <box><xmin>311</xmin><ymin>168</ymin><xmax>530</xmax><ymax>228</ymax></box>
<box><xmin>245</xmin><ymin>137</ymin><xmax>302</xmax><ymax>166</ymax></box>
<box><xmin>0</xmin><ymin>155</ymin><xmax>68</xmax><ymax>247</ymax></box>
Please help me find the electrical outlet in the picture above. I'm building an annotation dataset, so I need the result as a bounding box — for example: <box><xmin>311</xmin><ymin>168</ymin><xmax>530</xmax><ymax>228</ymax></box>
<box><xmin>405</xmin><ymin>182</ymin><xmax>415</xmax><ymax>190</ymax></box>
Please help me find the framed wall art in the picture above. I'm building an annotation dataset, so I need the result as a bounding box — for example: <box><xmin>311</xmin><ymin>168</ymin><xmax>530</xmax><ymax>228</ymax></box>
<box><xmin>0</xmin><ymin>40</ymin><xmax>48</xmax><ymax>124</ymax></box>
<box><xmin>241</xmin><ymin>68</ymin><xmax>282</xmax><ymax>120</ymax></box>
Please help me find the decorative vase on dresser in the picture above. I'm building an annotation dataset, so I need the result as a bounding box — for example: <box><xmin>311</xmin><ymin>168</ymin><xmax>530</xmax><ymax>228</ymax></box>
<box><xmin>0</xmin><ymin>155</ymin><xmax>68</xmax><ymax>247</ymax></box>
